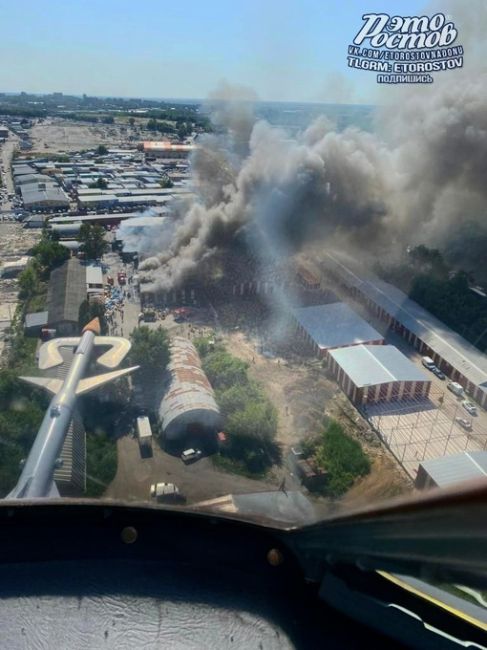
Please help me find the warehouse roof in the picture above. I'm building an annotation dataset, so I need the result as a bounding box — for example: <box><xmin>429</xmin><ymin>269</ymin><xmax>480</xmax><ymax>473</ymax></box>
<box><xmin>85</xmin><ymin>263</ymin><xmax>103</xmax><ymax>286</ymax></box>
<box><xmin>324</xmin><ymin>252</ymin><xmax>487</xmax><ymax>394</ymax></box>
<box><xmin>15</xmin><ymin>173</ymin><xmax>52</xmax><ymax>186</ymax></box>
<box><xmin>47</xmin><ymin>258</ymin><xmax>86</xmax><ymax>325</ymax></box>
<box><xmin>143</xmin><ymin>141</ymin><xmax>195</xmax><ymax>152</ymax></box>
<box><xmin>22</xmin><ymin>187</ymin><xmax>69</xmax><ymax>206</ymax></box>
<box><xmin>49</xmin><ymin>212</ymin><xmax>146</xmax><ymax>224</ymax></box>
<box><xmin>419</xmin><ymin>452</ymin><xmax>487</xmax><ymax>488</ymax></box>
<box><xmin>292</xmin><ymin>303</ymin><xmax>383</xmax><ymax>350</ymax></box>
<box><xmin>79</xmin><ymin>194</ymin><xmax>118</xmax><ymax>204</ymax></box>
<box><xmin>12</xmin><ymin>164</ymin><xmax>36</xmax><ymax>176</ymax></box>
<box><xmin>159</xmin><ymin>337</ymin><xmax>220</xmax><ymax>433</ymax></box>
<box><xmin>329</xmin><ymin>344</ymin><xmax>429</xmax><ymax>387</ymax></box>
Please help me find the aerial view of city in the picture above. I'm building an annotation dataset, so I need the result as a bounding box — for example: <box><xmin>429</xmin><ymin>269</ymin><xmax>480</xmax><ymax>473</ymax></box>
<box><xmin>0</xmin><ymin>1</ymin><xmax>486</xmax><ymax>646</ymax></box>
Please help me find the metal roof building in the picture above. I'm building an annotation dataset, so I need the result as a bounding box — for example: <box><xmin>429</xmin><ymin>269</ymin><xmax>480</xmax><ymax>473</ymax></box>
<box><xmin>12</xmin><ymin>164</ymin><xmax>36</xmax><ymax>177</ymax></box>
<box><xmin>292</xmin><ymin>303</ymin><xmax>384</xmax><ymax>358</ymax></box>
<box><xmin>416</xmin><ymin>452</ymin><xmax>487</xmax><ymax>489</ymax></box>
<box><xmin>47</xmin><ymin>259</ymin><xmax>86</xmax><ymax>335</ymax></box>
<box><xmin>50</xmin><ymin>223</ymin><xmax>82</xmax><ymax>238</ymax></box>
<box><xmin>329</xmin><ymin>344</ymin><xmax>431</xmax><ymax>405</ymax></box>
<box><xmin>323</xmin><ymin>252</ymin><xmax>487</xmax><ymax>408</ymax></box>
<box><xmin>15</xmin><ymin>173</ymin><xmax>52</xmax><ymax>186</ymax></box>
<box><xmin>86</xmin><ymin>264</ymin><xmax>103</xmax><ymax>290</ymax></box>
<box><xmin>21</xmin><ymin>186</ymin><xmax>70</xmax><ymax>210</ymax></box>
<box><xmin>24</xmin><ymin>310</ymin><xmax>48</xmax><ymax>336</ymax></box>
<box><xmin>159</xmin><ymin>337</ymin><xmax>221</xmax><ymax>450</ymax></box>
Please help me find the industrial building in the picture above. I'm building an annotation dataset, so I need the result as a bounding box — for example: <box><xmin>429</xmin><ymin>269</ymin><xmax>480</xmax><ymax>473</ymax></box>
<box><xmin>329</xmin><ymin>344</ymin><xmax>431</xmax><ymax>405</ymax></box>
<box><xmin>50</xmin><ymin>222</ymin><xmax>82</xmax><ymax>239</ymax></box>
<box><xmin>143</xmin><ymin>141</ymin><xmax>196</xmax><ymax>159</ymax></box>
<box><xmin>21</xmin><ymin>186</ymin><xmax>70</xmax><ymax>211</ymax></box>
<box><xmin>323</xmin><ymin>252</ymin><xmax>487</xmax><ymax>408</ymax></box>
<box><xmin>159</xmin><ymin>337</ymin><xmax>221</xmax><ymax>451</ymax></box>
<box><xmin>416</xmin><ymin>452</ymin><xmax>487</xmax><ymax>489</ymax></box>
<box><xmin>292</xmin><ymin>303</ymin><xmax>384</xmax><ymax>359</ymax></box>
<box><xmin>47</xmin><ymin>258</ymin><xmax>87</xmax><ymax>335</ymax></box>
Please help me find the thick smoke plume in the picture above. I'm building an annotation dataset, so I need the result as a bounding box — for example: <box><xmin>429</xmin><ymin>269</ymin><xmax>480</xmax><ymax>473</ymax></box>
<box><xmin>139</xmin><ymin>0</ymin><xmax>487</xmax><ymax>290</ymax></box>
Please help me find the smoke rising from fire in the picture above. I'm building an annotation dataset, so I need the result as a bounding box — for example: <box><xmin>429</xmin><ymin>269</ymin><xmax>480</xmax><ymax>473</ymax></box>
<box><xmin>139</xmin><ymin>0</ymin><xmax>487</xmax><ymax>290</ymax></box>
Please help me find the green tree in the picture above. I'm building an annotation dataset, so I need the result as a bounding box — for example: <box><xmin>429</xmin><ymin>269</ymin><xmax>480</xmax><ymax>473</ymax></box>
<box><xmin>202</xmin><ymin>349</ymin><xmax>248</xmax><ymax>389</ymax></box>
<box><xmin>29</xmin><ymin>239</ymin><xmax>70</xmax><ymax>275</ymax></box>
<box><xmin>78</xmin><ymin>299</ymin><xmax>108</xmax><ymax>335</ymax></box>
<box><xmin>85</xmin><ymin>431</ymin><xmax>117</xmax><ymax>497</ymax></box>
<box><xmin>128</xmin><ymin>117</ymin><xmax>135</xmax><ymax>126</ymax></box>
<box><xmin>96</xmin><ymin>144</ymin><xmax>108</xmax><ymax>155</ymax></box>
<box><xmin>159</xmin><ymin>177</ymin><xmax>173</xmax><ymax>189</ymax></box>
<box><xmin>88</xmin><ymin>176</ymin><xmax>108</xmax><ymax>189</ymax></box>
<box><xmin>79</xmin><ymin>224</ymin><xmax>108</xmax><ymax>260</ymax></box>
<box><xmin>18</xmin><ymin>261</ymin><xmax>40</xmax><ymax>300</ymax></box>
<box><xmin>314</xmin><ymin>420</ymin><xmax>370</xmax><ymax>497</ymax></box>
<box><xmin>128</xmin><ymin>326</ymin><xmax>170</xmax><ymax>379</ymax></box>
<box><xmin>0</xmin><ymin>370</ymin><xmax>48</xmax><ymax>496</ymax></box>
<box><xmin>102</xmin><ymin>115</ymin><xmax>114</xmax><ymax>124</ymax></box>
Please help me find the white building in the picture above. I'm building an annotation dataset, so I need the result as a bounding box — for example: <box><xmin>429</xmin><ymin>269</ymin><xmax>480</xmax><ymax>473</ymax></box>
<box><xmin>329</xmin><ymin>344</ymin><xmax>431</xmax><ymax>405</ymax></box>
<box><xmin>292</xmin><ymin>303</ymin><xmax>384</xmax><ymax>359</ymax></box>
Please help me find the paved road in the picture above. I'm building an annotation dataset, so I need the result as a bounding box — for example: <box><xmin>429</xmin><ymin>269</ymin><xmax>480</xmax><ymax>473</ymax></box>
<box><xmin>0</xmin><ymin>133</ymin><xmax>18</xmax><ymax>211</ymax></box>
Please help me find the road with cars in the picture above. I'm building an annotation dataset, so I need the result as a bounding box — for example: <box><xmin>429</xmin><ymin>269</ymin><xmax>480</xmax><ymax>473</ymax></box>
<box><xmin>0</xmin><ymin>132</ymin><xmax>19</xmax><ymax>215</ymax></box>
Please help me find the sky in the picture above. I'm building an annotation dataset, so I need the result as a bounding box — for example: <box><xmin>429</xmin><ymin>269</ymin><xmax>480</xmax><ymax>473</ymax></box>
<box><xmin>0</xmin><ymin>0</ymin><xmax>426</xmax><ymax>103</ymax></box>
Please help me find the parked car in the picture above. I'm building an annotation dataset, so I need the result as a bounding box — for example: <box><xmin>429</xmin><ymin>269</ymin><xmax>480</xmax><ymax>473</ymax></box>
<box><xmin>181</xmin><ymin>448</ymin><xmax>202</xmax><ymax>464</ymax></box>
<box><xmin>421</xmin><ymin>356</ymin><xmax>436</xmax><ymax>370</ymax></box>
<box><xmin>455</xmin><ymin>417</ymin><xmax>472</xmax><ymax>431</ymax></box>
<box><xmin>447</xmin><ymin>381</ymin><xmax>464</xmax><ymax>397</ymax></box>
<box><xmin>462</xmin><ymin>400</ymin><xmax>478</xmax><ymax>416</ymax></box>
<box><xmin>432</xmin><ymin>366</ymin><xmax>446</xmax><ymax>380</ymax></box>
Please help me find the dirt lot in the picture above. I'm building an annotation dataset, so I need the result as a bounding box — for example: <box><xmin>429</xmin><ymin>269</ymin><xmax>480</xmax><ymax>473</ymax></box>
<box><xmin>221</xmin><ymin>327</ymin><xmax>412</xmax><ymax>505</ymax></box>
<box><xmin>105</xmin><ymin>435</ymin><xmax>280</xmax><ymax>505</ymax></box>
<box><xmin>29</xmin><ymin>118</ymin><xmax>130</xmax><ymax>152</ymax></box>
<box><xmin>0</xmin><ymin>223</ymin><xmax>41</xmax><ymax>362</ymax></box>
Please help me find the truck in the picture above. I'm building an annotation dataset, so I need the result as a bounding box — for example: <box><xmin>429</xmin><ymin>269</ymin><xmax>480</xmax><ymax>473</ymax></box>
<box><xmin>136</xmin><ymin>416</ymin><xmax>153</xmax><ymax>456</ymax></box>
<box><xmin>117</xmin><ymin>271</ymin><xmax>127</xmax><ymax>285</ymax></box>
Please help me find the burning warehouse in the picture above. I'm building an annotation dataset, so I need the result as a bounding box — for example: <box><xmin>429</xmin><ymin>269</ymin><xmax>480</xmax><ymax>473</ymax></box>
<box><xmin>159</xmin><ymin>337</ymin><xmax>221</xmax><ymax>451</ymax></box>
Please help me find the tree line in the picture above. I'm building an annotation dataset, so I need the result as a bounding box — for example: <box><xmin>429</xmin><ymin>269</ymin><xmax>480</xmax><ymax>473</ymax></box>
<box><xmin>375</xmin><ymin>245</ymin><xmax>487</xmax><ymax>351</ymax></box>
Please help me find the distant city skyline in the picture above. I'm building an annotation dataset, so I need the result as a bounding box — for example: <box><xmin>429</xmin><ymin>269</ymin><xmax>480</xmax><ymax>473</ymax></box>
<box><xmin>0</xmin><ymin>0</ymin><xmax>424</xmax><ymax>104</ymax></box>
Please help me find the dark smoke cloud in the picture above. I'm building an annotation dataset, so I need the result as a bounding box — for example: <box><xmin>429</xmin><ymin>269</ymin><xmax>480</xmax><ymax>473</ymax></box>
<box><xmin>139</xmin><ymin>0</ymin><xmax>487</xmax><ymax>288</ymax></box>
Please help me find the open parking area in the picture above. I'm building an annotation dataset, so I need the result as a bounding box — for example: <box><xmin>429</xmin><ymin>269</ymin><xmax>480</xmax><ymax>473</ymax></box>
<box><xmin>366</xmin><ymin>384</ymin><xmax>487</xmax><ymax>479</ymax></box>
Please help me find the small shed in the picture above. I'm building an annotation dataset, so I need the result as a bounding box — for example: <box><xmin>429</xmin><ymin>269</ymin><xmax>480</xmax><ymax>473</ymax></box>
<box><xmin>24</xmin><ymin>311</ymin><xmax>49</xmax><ymax>337</ymax></box>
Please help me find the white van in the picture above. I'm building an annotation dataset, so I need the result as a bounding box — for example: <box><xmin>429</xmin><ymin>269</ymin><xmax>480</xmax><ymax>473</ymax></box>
<box><xmin>447</xmin><ymin>381</ymin><xmax>464</xmax><ymax>397</ymax></box>
<box><xmin>421</xmin><ymin>356</ymin><xmax>436</xmax><ymax>370</ymax></box>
